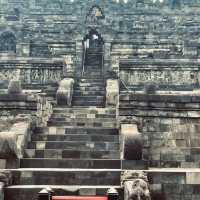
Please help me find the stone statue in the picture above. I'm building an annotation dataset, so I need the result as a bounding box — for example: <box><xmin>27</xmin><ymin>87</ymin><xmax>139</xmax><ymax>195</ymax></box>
<box><xmin>122</xmin><ymin>171</ymin><xmax>151</xmax><ymax>200</ymax></box>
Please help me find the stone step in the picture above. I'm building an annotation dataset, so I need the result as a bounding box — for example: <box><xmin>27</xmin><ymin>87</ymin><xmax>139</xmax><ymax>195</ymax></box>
<box><xmin>73</xmin><ymin>96</ymin><xmax>105</xmax><ymax>102</ymax></box>
<box><xmin>24</xmin><ymin>149</ymin><xmax>120</xmax><ymax>159</ymax></box>
<box><xmin>5</xmin><ymin>185</ymin><xmax>122</xmax><ymax>200</ymax></box>
<box><xmin>74</xmin><ymin>82</ymin><xmax>105</xmax><ymax>87</ymax></box>
<box><xmin>31</xmin><ymin>134</ymin><xmax>119</xmax><ymax>142</ymax></box>
<box><xmin>47</xmin><ymin>119</ymin><xmax>117</xmax><ymax>128</ymax></box>
<box><xmin>74</xmin><ymin>90</ymin><xmax>105</xmax><ymax>96</ymax></box>
<box><xmin>34</xmin><ymin>127</ymin><xmax>119</xmax><ymax>135</ymax></box>
<box><xmin>81</xmin><ymin>75</ymin><xmax>104</xmax><ymax>79</ymax></box>
<box><xmin>20</xmin><ymin>159</ymin><xmax>121</xmax><ymax>169</ymax></box>
<box><xmin>82</xmin><ymin>72</ymin><xmax>102</xmax><ymax>77</ymax></box>
<box><xmin>27</xmin><ymin>141</ymin><xmax>119</xmax><ymax>151</ymax></box>
<box><xmin>13</xmin><ymin>169</ymin><xmax>121</xmax><ymax>186</ymax></box>
<box><xmin>51</xmin><ymin>113</ymin><xmax>115</xmax><ymax>119</ymax></box>
<box><xmin>74</xmin><ymin>86</ymin><xmax>105</xmax><ymax>91</ymax></box>
<box><xmin>53</xmin><ymin>107</ymin><xmax>116</xmax><ymax>115</ymax></box>
<box><xmin>48</xmin><ymin>117</ymin><xmax>117</xmax><ymax>123</ymax></box>
<box><xmin>78</xmin><ymin>78</ymin><xmax>104</xmax><ymax>83</ymax></box>
<box><xmin>72</xmin><ymin>100</ymin><xmax>104</xmax><ymax>107</ymax></box>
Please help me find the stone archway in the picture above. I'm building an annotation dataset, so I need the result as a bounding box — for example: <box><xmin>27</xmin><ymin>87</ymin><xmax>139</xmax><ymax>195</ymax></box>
<box><xmin>82</xmin><ymin>29</ymin><xmax>104</xmax><ymax>76</ymax></box>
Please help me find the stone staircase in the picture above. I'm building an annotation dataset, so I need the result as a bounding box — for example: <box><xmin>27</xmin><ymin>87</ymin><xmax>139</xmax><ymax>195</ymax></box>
<box><xmin>72</xmin><ymin>78</ymin><xmax>105</xmax><ymax>107</ymax></box>
<box><xmin>5</xmin><ymin>78</ymin><xmax>121</xmax><ymax>200</ymax></box>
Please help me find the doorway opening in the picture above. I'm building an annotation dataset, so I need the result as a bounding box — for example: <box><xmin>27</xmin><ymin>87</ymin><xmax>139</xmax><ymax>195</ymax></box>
<box><xmin>82</xmin><ymin>30</ymin><xmax>104</xmax><ymax>76</ymax></box>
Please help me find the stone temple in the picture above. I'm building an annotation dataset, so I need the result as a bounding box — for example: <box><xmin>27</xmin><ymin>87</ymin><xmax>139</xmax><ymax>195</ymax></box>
<box><xmin>1</xmin><ymin>0</ymin><xmax>200</xmax><ymax>199</ymax></box>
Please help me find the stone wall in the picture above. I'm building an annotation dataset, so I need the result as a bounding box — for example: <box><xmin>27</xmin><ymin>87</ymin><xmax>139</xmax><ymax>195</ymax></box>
<box><xmin>120</xmin><ymin>93</ymin><xmax>200</xmax><ymax>168</ymax></box>
<box><xmin>1</xmin><ymin>0</ymin><xmax>200</xmax><ymax>79</ymax></box>
<box><xmin>0</xmin><ymin>91</ymin><xmax>53</xmax><ymax>127</ymax></box>
<box><xmin>147</xmin><ymin>169</ymin><xmax>200</xmax><ymax>200</ymax></box>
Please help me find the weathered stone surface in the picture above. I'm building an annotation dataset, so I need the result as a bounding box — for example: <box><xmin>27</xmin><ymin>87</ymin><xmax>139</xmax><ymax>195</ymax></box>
<box><xmin>106</xmin><ymin>79</ymin><xmax>119</xmax><ymax>107</ymax></box>
<box><xmin>56</xmin><ymin>78</ymin><xmax>74</xmax><ymax>106</ymax></box>
<box><xmin>7</xmin><ymin>80</ymin><xmax>22</xmax><ymax>95</ymax></box>
<box><xmin>121</xmin><ymin>124</ymin><xmax>142</xmax><ymax>160</ymax></box>
<box><xmin>3</xmin><ymin>0</ymin><xmax>200</xmax><ymax>199</ymax></box>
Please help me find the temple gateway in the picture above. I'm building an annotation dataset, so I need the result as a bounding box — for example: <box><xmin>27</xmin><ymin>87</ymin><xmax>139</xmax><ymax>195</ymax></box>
<box><xmin>0</xmin><ymin>0</ymin><xmax>200</xmax><ymax>200</ymax></box>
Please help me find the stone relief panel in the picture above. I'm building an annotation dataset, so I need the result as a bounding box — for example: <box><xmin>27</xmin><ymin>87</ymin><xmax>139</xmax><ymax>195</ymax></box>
<box><xmin>0</xmin><ymin>68</ymin><xmax>18</xmax><ymax>81</ymax></box>
<box><xmin>120</xmin><ymin>69</ymin><xmax>200</xmax><ymax>88</ymax></box>
<box><xmin>0</xmin><ymin>64</ymin><xmax>62</xmax><ymax>84</ymax></box>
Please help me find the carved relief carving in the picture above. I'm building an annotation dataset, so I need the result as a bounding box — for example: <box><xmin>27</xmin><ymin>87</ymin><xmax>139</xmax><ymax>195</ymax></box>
<box><xmin>0</xmin><ymin>65</ymin><xmax>62</xmax><ymax>84</ymax></box>
<box><xmin>121</xmin><ymin>171</ymin><xmax>151</xmax><ymax>200</ymax></box>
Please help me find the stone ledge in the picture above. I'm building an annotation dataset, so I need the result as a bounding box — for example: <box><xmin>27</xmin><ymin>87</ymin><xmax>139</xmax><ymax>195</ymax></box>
<box><xmin>120</xmin><ymin>59</ymin><xmax>200</xmax><ymax>67</ymax></box>
<box><xmin>120</xmin><ymin>93</ymin><xmax>200</xmax><ymax>103</ymax></box>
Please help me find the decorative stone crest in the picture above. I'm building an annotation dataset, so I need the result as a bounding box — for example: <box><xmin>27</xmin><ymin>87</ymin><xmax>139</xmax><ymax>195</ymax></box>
<box><xmin>86</xmin><ymin>6</ymin><xmax>104</xmax><ymax>25</ymax></box>
<box><xmin>121</xmin><ymin>171</ymin><xmax>151</xmax><ymax>200</ymax></box>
